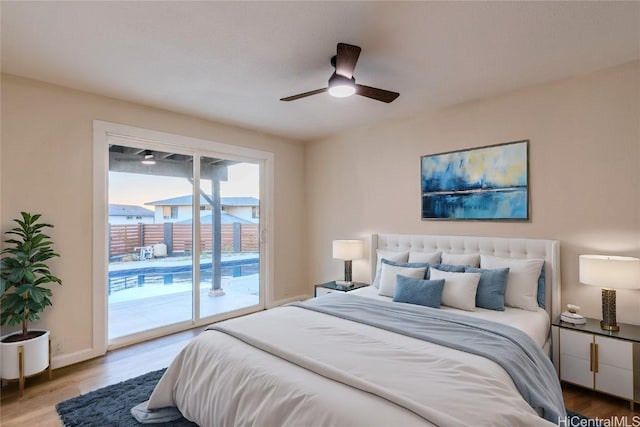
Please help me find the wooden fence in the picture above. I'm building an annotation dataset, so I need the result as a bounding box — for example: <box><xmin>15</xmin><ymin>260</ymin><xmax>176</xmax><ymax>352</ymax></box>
<box><xmin>109</xmin><ymin>223</ymin><xmax>259</xmax><ymax>258</ymax></box>
<box><xmin>142</xmin><ymin>224</ymin><xmax>164</xmax><ymax>247</ymax></box>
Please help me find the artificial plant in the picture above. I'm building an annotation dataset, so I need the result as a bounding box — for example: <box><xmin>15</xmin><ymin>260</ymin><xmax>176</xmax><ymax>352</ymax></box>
<box><xmin>0</xmin><ymin>212</ymin><xmax>62</xmax><ymax>340</ymax></box>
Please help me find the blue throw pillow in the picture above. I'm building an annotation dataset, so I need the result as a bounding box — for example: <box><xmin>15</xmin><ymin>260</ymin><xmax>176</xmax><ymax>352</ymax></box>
<box><xmin>465</xmin><ymin>266</ymin><xmax>510</xmax><ymax>311</ymax></box>
<box><xmin>393</xmin><ymin>275</ymin><xmax>445</xmax><ymax>308</ymax></box>
<box><xmin>427</xmin><ymin>263</ymin><xmax>466</xmax><ymax>278</ymax></box>
<box><xmin>382</xmin><ymin>258</ymin><xmax>431</xmax><ymax>279</ymax></box>
<box><xmin>537</xmin><ymin>263</ymin><xmax>546</xmax><ymax>309</ymax></box>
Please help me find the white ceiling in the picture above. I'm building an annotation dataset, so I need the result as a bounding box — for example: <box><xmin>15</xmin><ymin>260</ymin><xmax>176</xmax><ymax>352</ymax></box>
<box><xmin>2</xmin><ymin>1</ymin><xmax>639</xmax><ymax>142</ymax></box>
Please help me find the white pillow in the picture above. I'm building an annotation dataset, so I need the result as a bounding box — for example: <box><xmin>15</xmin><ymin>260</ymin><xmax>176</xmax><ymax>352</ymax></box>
<box><xmin>408</xmin><ymin>251</ymin><xmax>441</xmax><ymax>264</ymax></box>
<box><xmin>378</xmin><ymin>264</ymin><xmax>427</xmax><ymax>297</ymax></box>
<box><xmin>372</xmin><ymin>250</ymin><xmax>409</xmax><ymax>288</ymax></box>
<box><xmin>480</xmin><ymin>255</ymin><xmax>544</xmax><ymax>312</ymax></box>
<box><xmin>429</xmin><ymin>268</ymin><xmax>481</xmax><ymax>311</ymax></box>
<box><xmin>441</xmin><ymin>253</ymin><xmax>480</xmax><ymax>267</ymax></box>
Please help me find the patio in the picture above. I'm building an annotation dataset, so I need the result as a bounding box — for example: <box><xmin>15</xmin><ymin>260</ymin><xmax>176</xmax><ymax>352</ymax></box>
<box><xmin>109</xmin><ymin>274</ymin><xmax>259</xmax><ymax>339</ymax></box>
<box><xmin>108</xmin><ymin>254</ymin><xmax>260</xmax><ymax>340</ymax></box>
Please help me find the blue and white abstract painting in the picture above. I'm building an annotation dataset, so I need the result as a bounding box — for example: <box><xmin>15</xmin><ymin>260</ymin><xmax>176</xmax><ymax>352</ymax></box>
<box><xmin>421</xmin><ymin>141</ymin><xmax>529</xmax><ymax>220</ymax></box>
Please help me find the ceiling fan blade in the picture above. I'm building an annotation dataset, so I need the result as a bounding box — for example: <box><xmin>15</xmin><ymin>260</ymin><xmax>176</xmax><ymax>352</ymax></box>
<box><xmin>336</xmin><ymin>43</ymin><xmax>361</xmax><ymax>79</ymax></box>
<box><xmin>355</xmin><ymin>84</ymin><xmax>400</xmax><ymax>103</ymax></box>
<box><xmin>280</xmin><ymin>88</ymin><xmax>328</xmax><ymax>102</ymax></box>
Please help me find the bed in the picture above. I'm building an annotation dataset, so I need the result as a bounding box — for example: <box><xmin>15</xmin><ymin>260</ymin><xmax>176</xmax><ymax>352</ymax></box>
<box><xmin>138</xmin><ymin>234</ymin><xmax>565</xmax><ymax>426</ymax></box>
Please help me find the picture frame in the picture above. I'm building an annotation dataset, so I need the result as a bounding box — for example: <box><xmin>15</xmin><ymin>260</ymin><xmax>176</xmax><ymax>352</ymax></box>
<box><xmin>421</xmin><ymin>140</ymin><xmax>529</xmax><ymax>220</ymax></box>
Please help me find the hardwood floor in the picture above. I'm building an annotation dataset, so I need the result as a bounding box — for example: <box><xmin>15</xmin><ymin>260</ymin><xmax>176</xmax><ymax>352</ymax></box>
<box><xmin>1</xmin><ymin>328</ymin><xmax>637</xmax><ymax>426</ymax></box>
<box><xmin>0</xmin><ymin>327</ymin><xmax>203</xmax><ymax>427</ymax></box>
<box><xmin>562</xmin><ymin>382</ymin><xmax>638</xmax><ymax>420</ymax></box>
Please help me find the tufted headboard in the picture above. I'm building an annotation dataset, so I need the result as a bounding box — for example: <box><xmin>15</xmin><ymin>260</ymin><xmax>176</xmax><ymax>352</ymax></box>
<box><xmin>371</xmin><ymin>234</ymin><xmax>561</xmax><ymax>320</ymax></box>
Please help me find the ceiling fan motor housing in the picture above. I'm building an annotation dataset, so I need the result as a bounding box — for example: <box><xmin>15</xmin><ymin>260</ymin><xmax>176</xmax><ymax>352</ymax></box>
<box><xmin>329</xmin><ymin>73</ymin><xmax>356</xmax><ymax>87</ymax></box>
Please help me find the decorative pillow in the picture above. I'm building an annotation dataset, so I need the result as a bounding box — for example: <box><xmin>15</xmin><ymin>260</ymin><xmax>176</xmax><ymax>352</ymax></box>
<box><xmin>427</xmin><ymin>263</ymin><xmax>466</xmax><ymax>277</ymax></box>
<box><xmin>429</xmin><ymin>268</ymin><xmax>481</xmax><ymax>311</ymax></box>
<box><xmin>382</xmin><ymin>260</ymin><xmax>450</xmax><ymax>286</ymax></box>
<box><xmin>480</xmin><ymin>255</ymin><xmax>544</xmax><ymax>312</ymax></box>
<box><xmin>441</xmin><ymin>253</ymin><xmax>480</xmax><ymax>267</ymax></box>
<box><xmin>537</xmin><ymin>263</ymin><xmax>546</xmax><ymax>309</ymax></box>
<box><xmin>372</xmin><ymin>250</ymin><xmax>409</xmax><ymax>288</ymax></box>
<box><xmin>393</xmin><ymin>275</ymin><xmax>445</xmax><ymax>308</ymax></box>
<box><xmin>464</xmin><ymin>267</ymin><xmax>510</xmax><ymax>311</ymax></box>
<box><xmin>380</xmin><ymin>259</ymin><xmax>432</xmax><ymax>272</ymax></box>
<box><xmin>378</xmin><ymin>263</ymin><xmax>427</xmax><ymax>297</ymax></box>
<box><xmin>408</xmin><ymin>251</ymin><xmax>442</xmax><ymax>264</ymax></box>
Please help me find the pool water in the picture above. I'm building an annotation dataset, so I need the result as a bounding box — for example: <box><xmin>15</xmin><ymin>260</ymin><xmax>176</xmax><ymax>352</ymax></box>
<box><xmin>108</xmin><ymin>261</ymin><xmax>259</xmax><ymax>294</ymax></box>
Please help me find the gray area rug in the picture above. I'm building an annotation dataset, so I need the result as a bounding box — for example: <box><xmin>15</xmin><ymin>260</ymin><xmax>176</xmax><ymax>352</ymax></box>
<box><xmin>56</xmin><ymin>366</ymin><xmax>599</xmax><ymax>426</ymax></box>
<box><xmin>55</xmin><ymin>368</ymin><xmax>196</xmax><ymax>426</ymax></box>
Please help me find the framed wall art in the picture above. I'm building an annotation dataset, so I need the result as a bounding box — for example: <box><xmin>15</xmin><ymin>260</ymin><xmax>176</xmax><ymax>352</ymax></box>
<box><xmin>421</xmin><ymin>140</ymin><xmax>529</xmax><ymax>220</ymax></box>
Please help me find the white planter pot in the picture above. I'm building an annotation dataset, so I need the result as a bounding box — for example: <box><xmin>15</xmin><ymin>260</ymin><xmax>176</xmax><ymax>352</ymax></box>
<box><xmin>0</xmin><ymin>329</ymin><xmax>50</xmax><ymax>380</ymax></box>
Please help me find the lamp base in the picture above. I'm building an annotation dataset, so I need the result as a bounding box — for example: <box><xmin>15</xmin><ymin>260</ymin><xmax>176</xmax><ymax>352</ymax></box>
<box><xmin>600</xmin><ymin>288</ymin><xmax>619</xmax><ymax>332</ymax></box>
<box><xmin>343</xmin><ymin>260</ymin><xmax>352</xmax><ymax>283</ymax></box>
<box><xmin>600</xmin><ymin>321</ymin><xmax>620</xmax><ymax>332</ymax></box>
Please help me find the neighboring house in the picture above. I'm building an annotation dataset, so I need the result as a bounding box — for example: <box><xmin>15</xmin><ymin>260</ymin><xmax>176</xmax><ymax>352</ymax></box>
<box><xmin>145</xmin><ymin>195</ymin><xmax>259</xmax><ymax>223</ymax></box>
<box><xmin>108</xmin><ymin>204</ymin><xmax>155</xmax><ymax>224</ymax></box>
<box><xmin>219</xmin><ymin>197</ymin><xmax>260</xmax><ymax>222</ymax></box>
<box><xmin>176</xmin><ymin>212</ymin><xmax>256</xmax><ymax>225</ymax></box>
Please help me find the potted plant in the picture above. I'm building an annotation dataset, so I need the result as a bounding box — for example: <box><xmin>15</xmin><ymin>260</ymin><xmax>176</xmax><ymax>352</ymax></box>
<box><xmin>0</xmin><ymin>212</ymin><xmax>61</xmax><ymax>391</ymax></box>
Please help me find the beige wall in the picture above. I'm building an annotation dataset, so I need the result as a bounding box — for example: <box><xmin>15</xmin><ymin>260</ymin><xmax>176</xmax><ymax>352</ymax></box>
<box><xmin>306</xmin><ymin>61</ymin><xmax>640</xmax><ymax>324</ymax></box>
<box><xmin>2</xmin><ymin>60</ymin><xmax>638</xmax><ymax>363</ymax></box>
<box><xmin>0</xmin><ymin>75</ymin><xmax>306</xmax><ymax>359</ymax></box>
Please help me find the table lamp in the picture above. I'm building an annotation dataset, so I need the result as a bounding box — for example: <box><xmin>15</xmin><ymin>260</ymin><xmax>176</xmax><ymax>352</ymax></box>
<box><xmin>332</xmin><ymin>240</ymin><xmax>364</xmax><ymax>284</ymax></box>
<box><xmin>579</xmin><ymin>254</ymin><xmax>640</xmax><ymax>331</ymax></box>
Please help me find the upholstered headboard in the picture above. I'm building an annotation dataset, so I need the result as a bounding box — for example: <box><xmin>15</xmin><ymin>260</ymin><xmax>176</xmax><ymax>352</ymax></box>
<box><xmin>371</xmin><ymin>234</ymin><xmax>561</xmax><ymax>320</ymax></box>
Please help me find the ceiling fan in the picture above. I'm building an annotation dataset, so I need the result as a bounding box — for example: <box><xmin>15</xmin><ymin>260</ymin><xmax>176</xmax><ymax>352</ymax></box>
<box><xmin>280</xmin><ymin>43</ymin><xmax>400</xmax><ymax>103</ymax></box>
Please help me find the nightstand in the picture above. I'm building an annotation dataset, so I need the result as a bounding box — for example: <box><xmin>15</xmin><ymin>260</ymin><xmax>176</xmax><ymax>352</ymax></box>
<box><xmin>314</xmin><ymin>281</ymin><xmax>368</xmax><ymax>297</ymax></box>
<box><xmin>552</xmin><ymin>316</ymin><xmax>640</xmax><ymax>410</ymax></box>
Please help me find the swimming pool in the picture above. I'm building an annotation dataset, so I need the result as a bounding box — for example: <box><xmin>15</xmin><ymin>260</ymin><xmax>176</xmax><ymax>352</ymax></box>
<box><xmin>108</xmin><ymin>258</ymin><xmax>259</xmax><ymax>294</ymax></box>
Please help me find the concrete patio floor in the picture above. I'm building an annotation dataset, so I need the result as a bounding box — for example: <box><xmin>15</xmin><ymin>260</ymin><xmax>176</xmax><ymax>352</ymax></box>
<box><xmin>108</xmin><ymin>274</ymin><xmax>259</xmax><ymax>340</ymax></box>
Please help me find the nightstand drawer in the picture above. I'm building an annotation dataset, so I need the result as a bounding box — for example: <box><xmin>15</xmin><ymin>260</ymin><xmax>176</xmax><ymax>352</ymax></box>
<box><xmin>597</xmin><ymin>363</ymin><xmax>633</xmax><ymax>399</ymax></box>
<box><xmin>596</xmin><ymin>335</ymin><xmax>632</xmax><ymax>370</ymax></box>
<box><xmin>315</xmin><ymin>287</ymin><xmax>335</xmax><ymax>297</ymax></box>
<box><xmin>560</xmin><ymin>353</ymin><xmax>593</xmax><ymax>388</ymax></box>
<box><xmin>314</xmin><ymin>281</ymin><xmax>368</xmax><ymax>297</ymax></box>
<box><xmin>560</xmin><ymin>329</ymin><xmax>592</xmax><ymax>360</ymax></box>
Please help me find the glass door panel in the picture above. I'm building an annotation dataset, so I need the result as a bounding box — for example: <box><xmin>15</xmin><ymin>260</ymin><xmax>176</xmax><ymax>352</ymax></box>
<box><xmin>199</xmin><ymin>159</ymin><xmax>260</xmax><ymax>319</ymax></box>
<box><xmin>108</xmin><ymin>145</ymin><xmax>194</xmax><ymax>341</ymax></box>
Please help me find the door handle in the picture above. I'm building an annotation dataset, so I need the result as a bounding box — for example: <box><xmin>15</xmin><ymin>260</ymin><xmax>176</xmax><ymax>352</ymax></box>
<box><xmin>590</xmin><ymin>342</ymin><xmax>599</xmax><ymax>373</ymax></box>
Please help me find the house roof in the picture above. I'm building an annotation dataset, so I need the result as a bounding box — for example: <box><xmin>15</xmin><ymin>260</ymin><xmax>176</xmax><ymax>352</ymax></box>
<box><xmin>108</xmin><ymin>204</ymin><xmax>154</xmax><ymax>217</ymax></box>
<box><xmin>176</xmin><ymin>213</ymin><xmax>256</xmax><ymax>225</ymax></box>
<box><xmin>219</xmin><ymin>197</ymin><xmax>260</xmax><ymax>207</ymax></box>
<box><xmin>145</xmin><ymin>195</ymin><xmax>259</xmax><ymax>207</ymax></box>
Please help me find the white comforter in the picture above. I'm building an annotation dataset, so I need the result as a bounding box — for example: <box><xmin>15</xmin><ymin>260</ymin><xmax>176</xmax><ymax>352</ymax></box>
<box><xmin>148</xmin><ymin>303</ymin><xmax>555</xmax><ymax>426</ymax></box>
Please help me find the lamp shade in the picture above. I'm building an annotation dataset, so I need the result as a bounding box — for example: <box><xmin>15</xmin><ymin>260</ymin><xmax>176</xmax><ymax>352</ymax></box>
<box><xmin>332</xmin><ymin>240</ymin><xmax>363</xmax><ymax>260</ymax></box>
<box><xmin>579</xmin><ymin>255</ymin><xmax>640</xmax><ymax>290</ymax></box>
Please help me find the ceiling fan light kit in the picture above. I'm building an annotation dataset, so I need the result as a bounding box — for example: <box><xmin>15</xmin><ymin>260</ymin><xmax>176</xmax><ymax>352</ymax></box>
<box><xmin>281</xmin><ymin>43</ymin><xmax>399</xmax><ymax>103</ymax></box>
<box><xmin>328</xmin><ymin>73</ymin><xmax>356</xmax><ymax>98</ymax></box>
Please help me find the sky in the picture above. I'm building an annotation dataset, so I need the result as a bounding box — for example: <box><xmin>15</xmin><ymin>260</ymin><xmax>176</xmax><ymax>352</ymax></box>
<box><xmin>109</xmin><ymin>162</ymin><xmax>259</xmax><ymax>207</ymax></box>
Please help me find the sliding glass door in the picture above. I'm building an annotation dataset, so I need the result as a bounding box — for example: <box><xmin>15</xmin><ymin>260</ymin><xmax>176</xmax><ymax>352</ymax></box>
<box><xmin>107</xmin><ymin>143</ymin><xmax>262</xmax><ymax>344</ymax></box>
<box><xmin>198</xmin><ymin>159</ymin><xmax>260</xmax><ymax>319</ymax></box>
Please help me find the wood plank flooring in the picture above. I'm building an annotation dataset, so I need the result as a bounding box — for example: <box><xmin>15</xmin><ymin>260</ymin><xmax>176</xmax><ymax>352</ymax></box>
<box><xmin>562</xmin><ymin>382</ymin><xmax>638</xmax><ymax>420</ymax></box>
<box><xmin>0</xmin><ymin>327</ymin><xmax>203</xmax><ymax>427</ymax></box>
<box><xmin>1</xmin><ymin>327</ymin><xmax>637</xmax><ymax>426</ymax></box>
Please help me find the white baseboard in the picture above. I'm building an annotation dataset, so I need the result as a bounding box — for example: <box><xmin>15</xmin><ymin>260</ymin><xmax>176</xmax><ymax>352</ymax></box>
<box><xmin>52</xmin><ymin>348</ymin><xmax>96</xmax><ymax>369</ymax></box>
<box><xmin>268</xmin><ymin>294</ymin><xmax>310</xmax><ymax>309</ymax></box>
